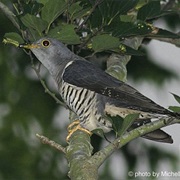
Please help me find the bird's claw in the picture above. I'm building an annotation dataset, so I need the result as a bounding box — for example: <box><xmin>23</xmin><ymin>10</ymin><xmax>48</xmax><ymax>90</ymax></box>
<box><xmin>66</xmin><ymin>120</ymin><xmax>92</xmax><ymax>142</ymax></box>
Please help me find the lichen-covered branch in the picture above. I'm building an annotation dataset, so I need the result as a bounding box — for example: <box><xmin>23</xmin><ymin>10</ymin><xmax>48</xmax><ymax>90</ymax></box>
<box><xmin>66</xmin><ymin>130</ymin><xmax>98</xmax><ymax>180</ymax></box>
<box><xmin>90</xmin><ymin>117</ymin><xmax>180</xmax><ymax>168</ymax></box>
<box><xmin>106</xmin><ymin>37</ymin><xmax>143</xmax><ymax>81</ymax></box>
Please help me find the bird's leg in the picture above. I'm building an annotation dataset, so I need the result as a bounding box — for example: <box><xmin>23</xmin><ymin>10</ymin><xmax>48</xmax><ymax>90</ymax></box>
<box><xmin>66</xmin><ymin>120</ymin><xmax>92</xmax><ymax>142</ymax></box>
<box><xmin>67</xmin><ymin>119</ymin><xmax>80</xmax><ymax>130</ymax></box>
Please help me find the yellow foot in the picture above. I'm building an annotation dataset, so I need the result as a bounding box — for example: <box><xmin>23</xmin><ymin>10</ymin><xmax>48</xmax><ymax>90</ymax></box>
<box><xmin>67</xmin><ymin>120</ymin><xmax>80</xmax><ymax>131</ymax></box>
<box><xmin>66</xmin><ymin>120</ymin><xmax>92</xmax><ymax>142</ymax></box>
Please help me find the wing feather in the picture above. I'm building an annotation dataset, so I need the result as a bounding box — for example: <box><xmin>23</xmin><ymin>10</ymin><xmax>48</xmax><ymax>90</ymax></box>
<box><xmin>63</xmin><ymin>60</ymin><xmax>169</xmax><ymax>114</ymax></box>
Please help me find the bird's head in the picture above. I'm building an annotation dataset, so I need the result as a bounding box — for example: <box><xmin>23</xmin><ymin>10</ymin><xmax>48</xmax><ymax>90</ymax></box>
<box><xmin>19</xmin><ymin>37</ymin><xmax>74</xmax><ymax>77</ymax></box>
<box><xmin>19</xmin><ymin>37</ymin><xmax>72</xmax><ymax>62</ymax></box>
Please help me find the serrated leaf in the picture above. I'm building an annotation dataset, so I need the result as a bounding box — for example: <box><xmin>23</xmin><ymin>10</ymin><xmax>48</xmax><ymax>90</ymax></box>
<box><xmin>41</xmin><ymin>0</ymin><xmax>67</xmax><ymax>26</ymax></box>
<box><xmin>91</xmin><ymin>34</ymin><xmax>120</xmax><ymax>52</ymax></box>
<box><xmin>171</xmin><ymin>93</ymin><xmax>180</xmax><ymax>104</ymax></box>
<box><xmin>118</xmin><ymin>113</ymin><xmax>139</xmax><ymax>136</ymax></box>
<box><xmin>21</xmin><ymin>14</ymin><xmax>48</xmax><ymax>36</ymax></box>
<box><xmin>4</xmin><ymin>32</ymin><xmax>24</xmax><ymax>43</ymax></box>
<box><xmin>48</xmin><ymin>24</ymin><xmax>80</xmax><ymax>44</ymax></box>
<box><xmin>137</xmin><ymin>1</ymin><xmax>161</xmax><ymax>21</ymax></box>
<box><xmin>169</xmin><ymin>106</ymin><xmax>180</xmax><ymax>113</ymax></box>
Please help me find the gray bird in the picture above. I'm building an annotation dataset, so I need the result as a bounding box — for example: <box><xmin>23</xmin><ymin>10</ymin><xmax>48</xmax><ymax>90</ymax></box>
<box><xmin>20</xmin><ymin>37</ymin><xmax>178</xmax><ymax>143</ymax></box>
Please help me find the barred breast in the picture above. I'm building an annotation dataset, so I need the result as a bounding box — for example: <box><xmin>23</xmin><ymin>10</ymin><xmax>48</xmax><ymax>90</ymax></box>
<box><xmin>60</xmin><ymin>81</ymin><xmax>112</xmax><ymax>132</ymax></box>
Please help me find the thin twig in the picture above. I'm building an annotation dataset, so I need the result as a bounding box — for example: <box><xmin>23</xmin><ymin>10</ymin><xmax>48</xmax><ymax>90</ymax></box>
<box><xmin>76</xmin><ymin>0</ymin><xmax>103</xmax><ymax>32</ymax></box>
<box><xmin>76</xmin><ymin>26</ymin><xmax>103</xmax><ymax>54</ymax></box>
<box><xmin>36</xmin><ymin>134</ymin><xmax>66</xmax><ymax>154</ymax></box>
<box><xmin>0</xmin><ymin>1</ymin><xmax>30</xmax><ymax>42</ymax></box>
<box><xmin>0</xmin><ymin>2</ymin><xmax>21</xmax><ymax>32</ymax></box>
<box><xmin>26</xmin><ymin>50</ymin><xmax>67</xmax><ymax>107</ymax></box>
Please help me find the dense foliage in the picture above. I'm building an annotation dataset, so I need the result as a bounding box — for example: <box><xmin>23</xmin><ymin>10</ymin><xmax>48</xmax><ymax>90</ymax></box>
<box><xmin>0</xmin><ymin>0</ymin><xmax>180</xmax><ymax>179</ymax></box>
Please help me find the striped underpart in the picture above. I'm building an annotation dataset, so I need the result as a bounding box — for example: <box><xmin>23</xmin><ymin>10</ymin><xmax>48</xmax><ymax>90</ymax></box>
<box><xmin>60</xmin><ymin>81</ymin><xmax>112</xmax><ymax>132</ymax></box>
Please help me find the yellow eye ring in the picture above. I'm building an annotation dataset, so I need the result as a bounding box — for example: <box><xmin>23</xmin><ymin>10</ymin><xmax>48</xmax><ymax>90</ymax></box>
<box><xmin>41</xmin><ymin>39</ymin><xmax>50</xmax><ymax>47</ymax></box>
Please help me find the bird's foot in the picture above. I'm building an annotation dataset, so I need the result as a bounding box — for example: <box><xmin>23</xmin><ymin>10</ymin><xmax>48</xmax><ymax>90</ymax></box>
<box><xmin>66</xmin><ymin>120</ymin><xmax>92</xmax><ymax>142</ymax></box>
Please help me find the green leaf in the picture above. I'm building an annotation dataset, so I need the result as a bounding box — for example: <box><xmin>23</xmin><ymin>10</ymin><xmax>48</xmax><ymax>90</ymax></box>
<box><xmin>21</xmin><ymin>1</ymin><xmax>43</xmax><ymax>15</ymax></box>
<box><xmin>21</xmin><ymin>14</ymin><xmax>48</xmax><ymax>36</ymax></box>
<box><xmin>91</xmin><ymin>34</ymin><xmax>120</xmax><ymax>52</ymax></box>
<box><xmin>90</xmin><ymin>0</ymin><xmax>138</xmax><ymax>27</ymax></box>
<box><xmin>169</xmin><ymin>106</ymin><xmax>180</xmax><ymax>113</ymax></box>
<box><xmin>90</xmin><ymin>34</ymin><xmax>144</xmax><ymax>55</ymax></box>
<box><xmin>92</xmin><ymin>129</ymin><xmax>105</xmax><ymax>138</ymax></box>
<box><xmin>68</xmin><ymin>2</ymin><xmax>82</xmax><ymax>16</ymax></box>
<box><xmin>48</xmin><ymin>24</ymin><xmax>80</xmax><ymax>44</ymax></box>
<box><xmin>120</xmin><ymin>15</ymin><xmax>136</xmax><ymax>23</ymax></box>
<box><xmin>137</xmin><ymin>1</ymin><xmax>161</xmax><ymax>21</ymax></box>
<box><xmin>123</xmin><ymin>45</ymin><xmax>144</xmax><ymax>56</ymax></box>
<box><xmin>114</xmin><ymin>0</ymin><xmax>139</xmax><ymax>15</ymax></box>
<box><xmin>38</xmin><ymin>0</ymin><xmax>49</xmax><ymax>5</ymax></box>
<box><xmin>99</xmin><ymin>0</ymin><xmax>138</xmax><ymax>21</ymax></box>
<box><xmin>105</xmin><ymin>21</ymin><xmax>153</xmax><ymax>38</ymax></box>
<box><xmin>112</xmin><ymin>43</ymin><xmax>144</xmax><ymax>56</ymax></box>
<box><xmin>118</xmin><ymin>113</ymin><xmax>139</xmax><ymax>136</ymax></box>
<box><xmin>28</xmin><ymin>28</ymin><xmax>42</xmax><ymax>41</ymax></box>
<box><xmin>68</xmin><ymin>1</ymin><xmax>90</xmax><ymax>20</ymax></box>
<box><xmin>108</xmin><ymin>115</ymin><xmax>124</xmax><ymax>135</ymax></box>
<box><xmin>171</xmin><ymin>93</ymin><xmax>180</xmax><ymax>104</ymax></box>
<box><xmin>4</xmin><ymin>32</ymin><xmax>24</xmax><ymax>43</ymax></box>
<box><xmin>41</xmin><ymin>0</ymin><xmax>67</xmax><ymax>27</ymax></box>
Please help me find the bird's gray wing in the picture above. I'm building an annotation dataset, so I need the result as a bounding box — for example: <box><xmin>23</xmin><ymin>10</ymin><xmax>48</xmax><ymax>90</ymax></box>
<box><xmin>63</xmin><ymin>60</ymin><xmax>169</xmax><ymax>114</ymax></box>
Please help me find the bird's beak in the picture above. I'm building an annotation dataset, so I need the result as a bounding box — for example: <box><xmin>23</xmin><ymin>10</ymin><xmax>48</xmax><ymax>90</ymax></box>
<box><xmin>19</xmin><ymin>43</ymin><xmax>40</xmax><ymax>49</ymax></box>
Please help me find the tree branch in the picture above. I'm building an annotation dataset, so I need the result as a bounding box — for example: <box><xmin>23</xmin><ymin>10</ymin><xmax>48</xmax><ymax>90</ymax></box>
<box><xmin>90</xmin><ymin>117</ymin><xmax>180</xmax><ymax>168</ymax></box>
<box><xmin>36</xmin><ymin>134</ymin><xmax>66</xmax><ymax>154</ymax></box>
<box><xmin>76</xmin><ymin>0</ymin><xmax>103</xmax><ymax>32</ymax></box>
<box><xmin>148</xmin><ymin>35</ymin><xmax>180</xmax><ymax>47</ymax></box>
<box><xmin>106</xmin><ymin>37</ymin><xmax>143</xmax><ymax>81</ymax></box>
<box><xmin>66</xmin><ymin>130</ymin><xmax>98</xmax><ymax>180</ymax></box>
<box><xmin>0</xmin><ymin>1</ymin><xmax>21</xmax><ymax>32</ymax></box>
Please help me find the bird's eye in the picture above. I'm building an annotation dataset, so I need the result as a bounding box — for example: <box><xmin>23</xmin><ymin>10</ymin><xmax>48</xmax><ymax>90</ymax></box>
<box><xmin>42</xmin><ymin>40</ymin><xmax>50</xmax><ymax>47</ymax></box>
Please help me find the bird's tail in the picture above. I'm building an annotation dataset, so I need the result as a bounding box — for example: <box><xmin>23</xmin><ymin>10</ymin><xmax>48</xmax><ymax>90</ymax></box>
<box><xmin>131</xmin><ymin>119</ymin><xmax>173</xmax><ymax>144</ymax></box>
<box><xmin>142</xmin><ymin>129</ymin><xmax>173</xmax><ymax>143</ymax></box>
